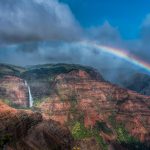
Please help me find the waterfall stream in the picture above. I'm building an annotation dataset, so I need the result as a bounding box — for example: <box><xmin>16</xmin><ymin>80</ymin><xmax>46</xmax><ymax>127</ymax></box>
<box><xmin>25</xmin><ymin>81</ymin><xmax>33</xmax><ymax>107</ymax></box>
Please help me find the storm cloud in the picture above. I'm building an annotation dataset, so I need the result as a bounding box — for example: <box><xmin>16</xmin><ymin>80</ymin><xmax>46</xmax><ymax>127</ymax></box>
<box><xmin>125</xmin><ymin>14</ymin><xmax>150</xmax><ymax>63</ymax></box>
<box><xmin>0</xmin><ymin>0</ymin><xmax>83</xmax><ymax>44</ymax></box>
<box><xmin>0</xmin><ymin>0</ymin><xmax>150</xmax><ymax>84</ymax></box>
<box><xmin>88</xmin><ymin>21</ymin><xmax>123</xmax><ymax>47</ymax></box>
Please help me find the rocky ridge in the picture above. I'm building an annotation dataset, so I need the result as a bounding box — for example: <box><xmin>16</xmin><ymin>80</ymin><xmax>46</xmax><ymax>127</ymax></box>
<box><xmin>1</xmin><ymin>63</ymin><xmax>150</xmax><ymax>149</ymax></box>
<box><xmin>0</xmin><ymin>100</ymin><xmax>73</xmax><ymax>150</ymax></box>
<box><xmin>37</xmin><ymin>69</ymin><xmax>150</xmax><ymax>149</ymax></box>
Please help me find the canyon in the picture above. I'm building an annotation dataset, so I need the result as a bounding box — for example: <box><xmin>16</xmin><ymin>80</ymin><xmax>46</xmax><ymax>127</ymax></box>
<box><xmin>0</xmin><ymin>100</ymin><xmax>73</xmax><ymax>150</ymax></box>
<box><xmin>0</xmin><ymin>63</ymin><xmax>150</xmax><ymax>150</ymax></box>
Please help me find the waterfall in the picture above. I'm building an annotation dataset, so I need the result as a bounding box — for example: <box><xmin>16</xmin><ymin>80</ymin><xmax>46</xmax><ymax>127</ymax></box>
<box><xmin>25</xmin><ymin>81</ymin><xmax>33</xmax><ymax>107</ymax></box>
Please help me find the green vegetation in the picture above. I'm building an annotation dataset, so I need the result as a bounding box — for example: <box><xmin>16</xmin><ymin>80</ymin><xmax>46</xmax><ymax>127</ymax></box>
<box><xmin>0</xmin><ymin>64</ymin><xmax>25</xmax><ymax>78</ymax></box>
<box><xmin>94</xmin><ymin>121</ymin><xmax>112</xmax><ymax>134</ymax></box>
<box><xmin>11</xmin><ymin>104</ymin><xmax>27</xmax><ymax>109</ymax></box>
<box><xmin>109</xmin><ymin>114</ymin><xmax>137</xmax><ymax>143</ymax></box>
<box><xmin>1</xmin><ymin>99</ymin><xmax>12</xmax><ymax>106</ymax></box>
<box><xmin>0</xmin><ymin>63</ymin><xmax>98</xmax><ymax>80</ymax></box>
<box><xmin>69</xmin><ymin>93</ymin><xmax>108</xmax><ymax>150</ymax></box>
<box><xmin>22</xmin><ymin>63</ymin><xmax>101</xmax><ymax>82</ymax></box>
<box><xmin>33</xmin><ymin>98</ymin><xmax>42</xmax><ymax>107</ymax></box>
<box><xmin>108</xmin><ymin>113</ymin><xmax>150</xmax><ymax>149</ymax></box>
<box><xmin>92</xmin><ymin>130</ymin><xmax>108</xmax><ymax>150</ymax></box>
<box><xmin>116</xmin><ymin>124</ymin><xmax>138</xmax><ymax>143</ymax></box>
<box><xmin>1</xmin><ymin>98</ymin><xmax>27</xmax><ymax>109</ymax></box>
<box><xmin>69</xmin><ymin>105</ymin><xmax>78</xmax><ymax>114</ymax></box>
<box><xmin>114</xmin><ymin>124</ymin><xmax>149</xmax><ymax>149</ymax></box>
<box><xmin>108</xmin><ymin>113</ymin><xmax>116</xmax><ymax>127</ymax></box>
<box><xmin>71</xmin><ymin>122</ymin><xmax>91</xmax><ymax>139</ymax></box>
<box><xmin>71</xmin><ymin>121</ymin><xmax>108</xmax><ymax>150</ymax></box>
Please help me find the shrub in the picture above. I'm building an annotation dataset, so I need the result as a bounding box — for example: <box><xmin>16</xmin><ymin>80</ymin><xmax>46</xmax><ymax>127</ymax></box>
<box><xmin>116</xmin><ymin>124</ymin><xmax>138</xmax><ymax>143</ymax></box>
<box><xmin>94</xmin><ymin>121</ymin><xmax>112</xmax><ymax>134</ymax></box>
<box><xmin>71</xmin><ymin>122</ymin><xmax>91</xmax><ymax>140</ymax></box>
<box><xmin>33</xmin><ymin>99</ymin><xmax>42</xmax><ymax>107</ymax></box>
<box><xmin>71</xmin><ymin>122</ymin><xmax>108</xmax><ymax>150</ymax></box>
<box><xmin>92</xmin><ymin>130</ymin><xmax>108</xmax><ymax>150</ymax></box>
<box><xmin>108</xmin><ymin>114</ymin><xmax>139</xmax><ymax>145</ymax></box>
<box><xmin>2</xmin><ymin>99</ymin><xmax>12</xmax><ymax>106</ymax></box>
<box><xmin>72</xmin><ymin>146</ymin><xmax>81</xmax><ymax>150</ymax></box>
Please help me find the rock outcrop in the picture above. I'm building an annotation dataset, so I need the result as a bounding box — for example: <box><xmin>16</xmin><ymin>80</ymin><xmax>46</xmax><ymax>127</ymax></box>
<box><xmin>1</xmin><ymin>63</ymin><xmax>150</xmax><ymax>149</ymax></box>
<box><xmin>0</xmin><ymin>100</ymin><xmax>73</xmax><ymax>150</ymax></box>
<box><xmin>0</xmin><ymin>76</ymin><xmax>28</xmax><ymax>107</ymax></box>
<box><xmin>36</xmin><ymin>70</ymin><xmax>150</xmax><ymax>147</ymax></box>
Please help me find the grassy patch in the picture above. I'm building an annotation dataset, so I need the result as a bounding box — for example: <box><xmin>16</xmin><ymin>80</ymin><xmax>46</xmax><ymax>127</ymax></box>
<box><xmin>116</xmin><ymin>124</ymin><xmax>138</xmax><ymax>144</ymax></box>
<box><xmin>33</xmin><ymin>98</ymin><xmax>42</xmax><ymax>107</ymax></box>
<box><xmin>71</xmin><ymin>122</ymin><xmax>91</xmax><ymax>140</ymax></box>
<box><xmin>1</xmin><ymin>99</ymin><xmax>12</xmax><ymax>106</ymax></box>
<box><xmin>1</xmin><ymin>99</ymin><xmax>27</xmax><ymax>109</ymax></box>
<box><xmin>92</xmin><ymin>130</ymin><xmax>108</xmax><ymax>150</ymax></box>
<box><xmin>71</xmin><ymin>121</ymin><xmax>108</xmax><ymax>150</ymax></box>
<box><xmin>108</xmin><ymin>114</ymin><xmax>139</xmax><ymax>144</ymax></box>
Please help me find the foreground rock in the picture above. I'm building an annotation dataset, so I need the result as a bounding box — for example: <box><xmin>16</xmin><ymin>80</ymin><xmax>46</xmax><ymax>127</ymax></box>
<box><xmin>0</xmin><ymin>100</ymin><xmax>73</xmax><ymax>150</ymax></box>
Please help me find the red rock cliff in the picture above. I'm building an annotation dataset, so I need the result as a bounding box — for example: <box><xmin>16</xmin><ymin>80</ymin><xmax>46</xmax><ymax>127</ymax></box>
<box><xmin>37</xmin><ymin>70</ymin><xmax>150</xmax><ymax>145</ymax></box>
<box><xmin>0</xmin><ymin>76</ymin><xmax>28</xmax><ymax>107</ymax></box>
<box><xmin>0</xmin><ymin>100</ymin><xmax>73</xmax><ymax>150</ymax></box>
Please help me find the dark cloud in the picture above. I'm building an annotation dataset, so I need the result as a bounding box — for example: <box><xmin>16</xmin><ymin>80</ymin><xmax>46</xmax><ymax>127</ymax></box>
<box><xmin>139</xmin><ymin>14</ymin><xmax>150</xmax><ymax>58</ymax></box>
<box><xmin>0</xmin><ymin>0</ymin><xmax>83</xmax><ymax>44</ymax></box>
<box><xmin>0</xmin><ymin>41</ymin><xmax>129</xmax><ymax>70</ymax></box>
<box><xmin>0</xmin><ymin>0</ymin><xmax>150</xmax><ymax>84</ymax></box>
<box><xmin>88</xmin><ymin>19</ymin><xmax>150</xmax><ymax>64</ymax></box>
<box><xmin>0</xmin><ymin>18</ymin><xmax>150</xmax><ymax>68</ymax></box>
<box><xmin>15</xmin><ymin>42</ymin><xmax>40</xmax><ymax>53</ymax></box>
<box><xmin>125</xmin><ymin>14</ymin><xmax>150</xmax><ymax>63</ymax></box>
<box><xmin>89</xmin><ymin>21</ymin><xmax>123</xmax><ymax>46</ymax></box>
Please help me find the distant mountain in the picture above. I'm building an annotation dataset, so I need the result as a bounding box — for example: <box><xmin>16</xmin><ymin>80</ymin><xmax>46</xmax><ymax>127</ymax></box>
<box><xmin>98</xmin><ymin>67</ymin><xmax>140</xmax><ymax>86</ymax></box>
<box><xmin>99</xmin><ymin>67</ymin><xmax>150</xmax><ymax>96</ymax></box>
<box><xmin>0</xmin><ymin>63</ymin><xmax>150</xmax><ymax>150</ymax></box>
<box><xmin>124</xmin><ymin>73</ymin><xmax>150</xmax><ymax>96</ymax></box>
<box><xmin>0</xmin><ymin>63</ymin><xmax>25</xmax><ymax>77</ymax></box>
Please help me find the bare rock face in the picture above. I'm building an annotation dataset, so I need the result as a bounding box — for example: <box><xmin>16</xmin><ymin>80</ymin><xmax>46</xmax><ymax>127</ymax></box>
<box><xmin>1</xmin><ymin>64</ymin><xmax>150</xmax><ymax>149</ymax></box>
<box><xmin>36</xmin><ymin>70</ymin><xmax>150</xmax><ymax>146</ymax></box>
<box><xmin>0</xmin><ymin>76</ymin><xmax>28</xmax><ymax>107</ymax></box>
<box><xmin>0</xmin><ymin>100</ymin><xmax>73</xmax><ymax>150</ymax></box>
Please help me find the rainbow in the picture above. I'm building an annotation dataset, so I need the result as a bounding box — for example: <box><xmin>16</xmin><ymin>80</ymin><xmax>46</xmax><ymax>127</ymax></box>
<box><xmin>80</xmin><ymin>41</ymin><xmax>150</xmax><ymax>73</ymax></box>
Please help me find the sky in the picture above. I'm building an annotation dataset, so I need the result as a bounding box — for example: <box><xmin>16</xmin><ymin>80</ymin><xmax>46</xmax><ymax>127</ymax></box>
<box><xmin>60</xmin><ymin>0</ymin><xmax>150</xmax><ymax>39</ymax></box>
<box><xmin>0</xmin><ymin>0</ymin><xmax>150</xmax><ymax>80</ymax></box>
